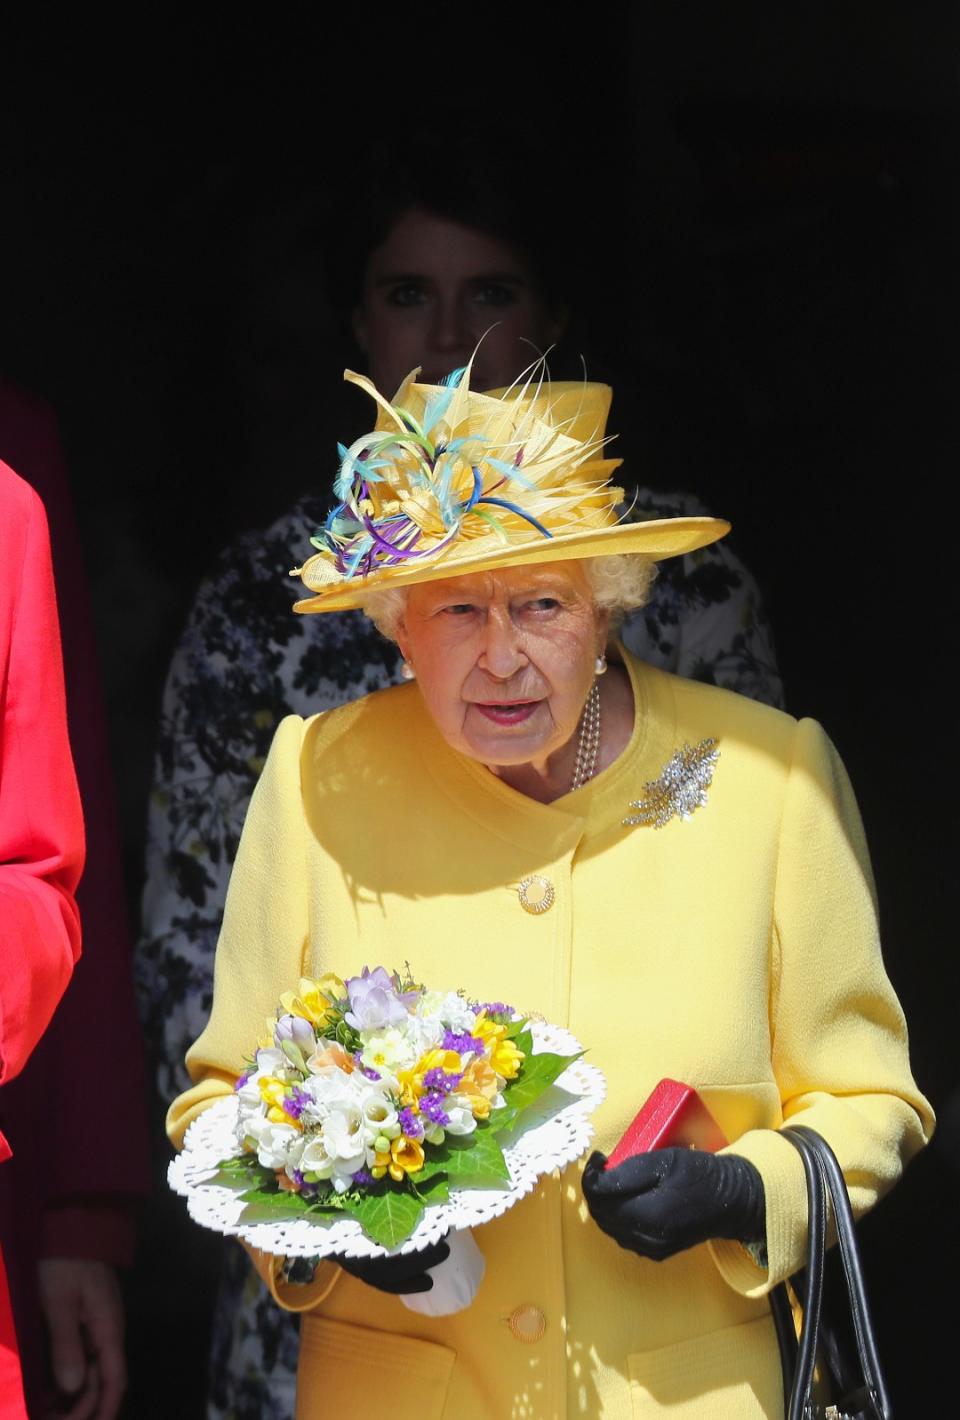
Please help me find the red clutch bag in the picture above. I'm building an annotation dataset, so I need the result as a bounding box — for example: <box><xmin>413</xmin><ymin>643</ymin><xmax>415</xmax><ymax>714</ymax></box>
<box><xmin>605</xmin><ymin>1079</ymin><xmax>727</xmax><ymax>1169</ymax></box>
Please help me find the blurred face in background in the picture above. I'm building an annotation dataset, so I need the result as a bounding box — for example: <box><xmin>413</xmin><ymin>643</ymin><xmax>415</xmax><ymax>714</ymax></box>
<box><xmin>354</xmin><ymin>207</ymin><xmax>566</xmax><ymax>394</ymax></box>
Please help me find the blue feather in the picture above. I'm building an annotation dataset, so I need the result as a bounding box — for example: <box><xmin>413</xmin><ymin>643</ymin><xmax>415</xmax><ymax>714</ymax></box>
<box><xmin>477</xmin><ymin>497</ymin><xmax>553</xmax><ymax>538</ymax></box>
<box><xmin>421</xmin><ymin>385</ymin><xmax>457</xmax><ymax>436</ymax></box>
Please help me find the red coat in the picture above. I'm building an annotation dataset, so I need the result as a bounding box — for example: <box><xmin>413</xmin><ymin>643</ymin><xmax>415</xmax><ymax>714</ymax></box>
<box><xmin>0</xmin><ymin>461</ymin><xmax>84</xmax><ymax>1419</ymax></box>
<box><xmin>0</xmin><ymin>380</ymin><xmax>150</xmax><ymax>1414</ymax></box>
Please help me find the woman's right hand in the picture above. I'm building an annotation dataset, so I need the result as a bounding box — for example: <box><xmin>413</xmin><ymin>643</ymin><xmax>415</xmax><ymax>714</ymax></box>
<box><xmin>336</xmin><ymin>1238</ymin><xmax>450</xmax><ymax>1294</ymax></box>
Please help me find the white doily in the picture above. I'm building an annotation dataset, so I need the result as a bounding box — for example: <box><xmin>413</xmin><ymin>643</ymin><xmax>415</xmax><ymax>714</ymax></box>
<box><xmin>168</xmin><ymin>1023</ymin><xmax>605</xmax><ymax>1258</ymax></box>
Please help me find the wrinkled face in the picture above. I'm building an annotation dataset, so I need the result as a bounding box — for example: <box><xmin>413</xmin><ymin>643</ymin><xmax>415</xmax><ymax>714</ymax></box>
<box><xmin>396</xmin><ymin>563</ymin><xmax>607</xmax><ymax>770</ymax></box>
<box><xmin>354</xmin><ymin>208</ymin><xmax>564</xmax><ymax>394</ymax></box>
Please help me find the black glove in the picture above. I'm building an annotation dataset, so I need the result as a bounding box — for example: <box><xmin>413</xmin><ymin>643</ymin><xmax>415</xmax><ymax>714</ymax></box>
<box><xmin>582</xmin><ymin>1148</ymin><xmax>766</xmax><ymax>1262</ymax></box>
<box><xmin>336</xmin><ymin>1238</ymin><xmax>450</xmax><ymax>1294</ymax></box>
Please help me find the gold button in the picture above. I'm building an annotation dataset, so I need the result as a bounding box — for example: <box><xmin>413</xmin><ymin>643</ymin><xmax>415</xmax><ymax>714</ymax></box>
<box><xmin>508</xmin><ymin>1303</ymin><xmax>546</xmax><ymax>1342</ymax></box>
<box><xmin>518</xmin><ymin>875</ymin><xmax>555</xmax><ymax>914</ymax></box>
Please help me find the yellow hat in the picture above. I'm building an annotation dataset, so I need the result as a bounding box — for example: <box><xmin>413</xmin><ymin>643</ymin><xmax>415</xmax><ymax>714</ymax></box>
<box><xmin>293</xmin><ymin>358</ymin><xmax>728</xmax><ymax>614</ymax></box>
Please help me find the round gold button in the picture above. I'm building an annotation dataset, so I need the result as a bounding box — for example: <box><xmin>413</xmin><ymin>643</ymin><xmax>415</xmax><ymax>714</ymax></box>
<box><xmin>508</xmin><ymin>1303</ymin><xmax>546</xmax><ymax>1343</ymax></box>
<box><xmin>517</xmin><ymin>875</ymin><xmax>555</xmax><ymax>914</ymax></box>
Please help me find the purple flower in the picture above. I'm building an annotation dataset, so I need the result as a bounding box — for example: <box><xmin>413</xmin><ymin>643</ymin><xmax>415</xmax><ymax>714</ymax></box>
<box><xmin>476</xmin><ymin>1001</ymin><xmax>514</xmax><ymax>1020</ymax></box>
<box><xmin>420</xmin><ymin>1092</ymin><xmax>450</xmax><ymax>1127</ymax></box>
<box><xmin>273</xmin><ymin>1013</ymin><xmax>317</xmax><ymax>1052</ymax></box>
<box><xmin>442</xmin><ymin>1029</ymin><xmax>484</xmax><ymax>1056</ymax></box>
<box><xmin>343</xmin><ymin>966</ymin><xmax>414</xmax><ymax>1032</ymax></box>
<box><xmin>422</xmin><ymin>1067</ymin><xmax>462</xmax><ymax>1095</ymax></box>
<box><xmin>282</xmin><ymin>1087</ymin><xmax>312</xmax><ymax>1121</ymax></box>
<box><xmin>352</xmin><ymin>1168</ymin><xmax>374</xmax><ymax>1187</ymax></box>
<box><xmin>234</xmin><ymin>1071</ymin><xmax>252</xmax><ymax>1092</ymax></box>
<box><xmin>398</xmin><ymin>1107</ymin><xmax>424</xmax><ymax>1140</ymax></box>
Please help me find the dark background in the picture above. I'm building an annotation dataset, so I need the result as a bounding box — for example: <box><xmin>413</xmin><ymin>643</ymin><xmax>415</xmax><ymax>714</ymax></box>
<box><xmin>2</xmin><ymin>7</ymin><xmax>956</xmax><ymax>1415</ymax></box>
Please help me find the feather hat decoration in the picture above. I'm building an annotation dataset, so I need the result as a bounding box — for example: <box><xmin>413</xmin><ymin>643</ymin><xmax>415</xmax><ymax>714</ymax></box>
<box><xmin>293</xmin><ymin>354</ymin><xmax>728</xmax><ymax>614</ymax></box>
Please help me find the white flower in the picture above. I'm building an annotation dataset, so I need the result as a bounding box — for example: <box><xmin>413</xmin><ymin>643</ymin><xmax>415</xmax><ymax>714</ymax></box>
<box><xmin>443</xmin><ymin>1098</ymin><xmax>478</xmax><ymax>1136</ymax></box>
<box><xmin>253</xmin><ymin>1123</ymin><xmax>304</xmax><ymax>1171</ymax></box>
<box><xmin>418</xmin><ymin>991</ymin><xmax>477</xmax><ymax>1036</ymax></box>
<box><xmin>403</xmin><ymin>1012</ymin><xmax>445</xmax><ymax>1058</ymax></box>
<box><xmin>329</xmin><ymin>1167</ymin><xmax>358</xmax><ymax>1194</ymax></box>
<box><xmin>253</xmin><ymin>1047</ymin><xmax>288</xmax><ymax>1077</ymax></box>
<box><xmin>236</xmin><ymin>1075</ymin><xmax>262</xmax><ymax>1106</ymax></box>
<box><xmin>359</xmin><ymin>1092</ymin><xmax>398</xmax><ymax>1140</ymax></box>
<box><xmin>303</xmin><ymin>1070</ymin><xmax>362</xmax><ymax>1112</ymax></box>
<box><xmin>367</xmin><ymin>1065</ymin><xmax>401</xmax><ymax>1097</ymax></box>
<box><xmin>322</xmin><ymin>1106</ymin><xmax>367</xmax><ymax>1166</ymax></box>
<box><xmin>359</xmin><ymin>1026</ymin><xmax>416</xmax><ymax>1076</ymax></box>
<box><xmin>300</xmin><ymin>1136</ymin><xmax>336</xmax><ymax>1181</ymax></box>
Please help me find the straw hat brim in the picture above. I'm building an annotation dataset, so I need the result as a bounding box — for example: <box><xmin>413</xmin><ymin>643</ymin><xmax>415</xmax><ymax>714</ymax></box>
<box><xmin>293</xmin><ymin>514</ymin><xmax>729</xmax><ymax>614</ymax></box>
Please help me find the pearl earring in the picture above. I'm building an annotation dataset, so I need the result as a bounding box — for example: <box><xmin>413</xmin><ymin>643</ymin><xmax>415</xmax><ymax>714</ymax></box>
<box><xmin>594</xmin><ymin>654</ymin><xmax>607</xmax><ymax>676</ymax></box>
<box><xmin>400</xmin><ymin>661</ymin><xmax>416</xmax><ymax>681</ymax></box>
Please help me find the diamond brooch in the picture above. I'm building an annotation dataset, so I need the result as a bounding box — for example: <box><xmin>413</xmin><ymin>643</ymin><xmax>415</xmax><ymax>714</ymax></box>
<box><xmin>623</xmin><ymin>738</ymin><xmax>720</xmax><ymax>829</ymax></box>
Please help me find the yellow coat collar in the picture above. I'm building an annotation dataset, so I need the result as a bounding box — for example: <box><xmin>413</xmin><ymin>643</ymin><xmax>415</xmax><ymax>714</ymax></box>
<box><xmin>410</xmin><ymin>648</ymin><xmax>681</xmax><ymax>854</ymax></box>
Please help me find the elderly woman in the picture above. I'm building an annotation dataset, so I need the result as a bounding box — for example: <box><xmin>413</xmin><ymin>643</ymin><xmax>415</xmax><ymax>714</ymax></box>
<box><xmin>168</xmin><ymin>362</ymin><xmax>931</xmax><ymax>1420</ymax></box>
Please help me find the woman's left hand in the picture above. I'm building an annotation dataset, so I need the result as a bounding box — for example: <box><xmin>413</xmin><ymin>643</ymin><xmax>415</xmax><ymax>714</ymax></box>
<box><xmin>336</xmin><ymin>1238</ymin><xmax>451</xmax><ymax>1294</ymax></box>
<box><xmin>582</xmin><ymin>1148</ymin><xmax>766</xmax><ymax>1261</ymax></box>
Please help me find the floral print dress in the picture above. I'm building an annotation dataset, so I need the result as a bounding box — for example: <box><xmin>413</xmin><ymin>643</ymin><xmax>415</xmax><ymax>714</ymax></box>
<box><xmin>136</xmin><ymin>487</ymin><xmax>783</xmax><ymax>1420</ymax></box>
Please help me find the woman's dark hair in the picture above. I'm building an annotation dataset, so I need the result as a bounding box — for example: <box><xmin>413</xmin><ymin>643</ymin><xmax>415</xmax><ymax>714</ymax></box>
<box><xmin>326</xmin><ymin>116</ymin><xmax>587</xmax><ymax>316</ymax></box>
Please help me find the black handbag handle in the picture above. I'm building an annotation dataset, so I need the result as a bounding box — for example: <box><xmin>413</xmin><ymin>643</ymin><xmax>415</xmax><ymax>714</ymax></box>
<box><xmin>780</xmin><ymin>1126</ymin><xmax>893</xmax><ymax>1420</ymax></box>
<box><xmin>783</xmin><ymin>1127</ymin><xmax>827</xmax><ymax>1420</ymax></box>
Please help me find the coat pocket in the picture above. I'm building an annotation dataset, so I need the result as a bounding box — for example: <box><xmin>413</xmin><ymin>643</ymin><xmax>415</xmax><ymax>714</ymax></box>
<box><xmin>628</xmin><ymin>1315</ymin><xmax>783</xmax><ymax>1419</ymax></box>
<box><xmin>297</xmin><ymin>1314</ymin><xmax>456</xmax><ymax>1420</ymax></box>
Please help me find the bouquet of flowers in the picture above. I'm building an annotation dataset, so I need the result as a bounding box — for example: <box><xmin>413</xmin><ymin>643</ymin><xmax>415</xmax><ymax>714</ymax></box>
<box><xmin>170</xmin><ymin>965</ymin><xmax>604</xmax><ymax>1310</ymax></box>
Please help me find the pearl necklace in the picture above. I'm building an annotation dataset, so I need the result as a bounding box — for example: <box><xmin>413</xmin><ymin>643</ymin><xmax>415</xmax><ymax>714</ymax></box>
<box><xmin>570</xmin><ymin>681</ymin><xmax>602</xmax><ymax>791</ymax></box>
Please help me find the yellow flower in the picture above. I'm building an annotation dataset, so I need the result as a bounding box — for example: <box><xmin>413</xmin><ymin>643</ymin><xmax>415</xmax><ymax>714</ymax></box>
<box><xmin>397</xmin><ymin>1049</ymin><xmax>462</xmax><ymax>1107</ymax></box>
<box><xmin>387</xmin><ymin>1136</ymin><xmax>425</xmax><ymax>1182</ymax></box>
<box><xmin>461</xmin><ymin>1090</ymin><xmax>492</xmax><ymax>1121</ymax></box>
<box><xmin>258</xmin><ymin>1076</ymin><xmax>302</xmax><ymax>1127</ymax></box>
<box><xmin>461</xmin><ymin>1057</ymin><xmax>499</xmax><ymax>1099</ymax></box>
<box><xmin>490</xmin><ymin>1037</ymin><xmax>524</xmax><ymax>1080</ymax></box>
<box><xmin>474</xmin><ymin>1015</ymin><xmax>525</xmax><ymax>1080</ymax></box>
<box><xmin>460</xmin><ymin>1057</ymin><xmax>500</xmax><ymax>1119</ymax></box>
<box><xmin>473</xmin><ymin>1013</ymin><xmax>504</xmax><ymax>1046</ymax></box>
<box><xmin>279</xmin><ymin>974</ymin><xmax>345</xmax><ymax>1027</ymax></box>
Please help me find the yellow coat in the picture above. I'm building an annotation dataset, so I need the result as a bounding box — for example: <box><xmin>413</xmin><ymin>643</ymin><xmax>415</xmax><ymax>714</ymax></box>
<box><xmin>168</xmin><ymin>653</ymin><xmax>932</xmax><ymax>1420</ymax></box>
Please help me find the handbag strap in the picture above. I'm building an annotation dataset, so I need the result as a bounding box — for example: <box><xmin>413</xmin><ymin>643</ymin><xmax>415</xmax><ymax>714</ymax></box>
<box><xmin>783</xmin><ymin>1128</ymin><xmax>827</xmax><ymax>1420</ymax></box>
<box><xmin>781</xmin><ymin>1126</ymin><xmax>893</xmax><ymax>1420</ymax></box>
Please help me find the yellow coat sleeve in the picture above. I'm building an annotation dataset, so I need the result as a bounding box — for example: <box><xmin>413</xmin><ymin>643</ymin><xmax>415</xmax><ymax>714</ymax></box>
<box><xmin>242</xmin><ymin>1244</ymin><xmax>341</xmax><ymax>1313</ymax></box>
<box><xmin>711</xmin><ymin>717</ymin><xmax>934</xmax><ymax>1295</ymax></box>
<box><xmin>166</xmin><ymin>713</ymin><xmax>312</xmax><ymax>1147</ymax></box>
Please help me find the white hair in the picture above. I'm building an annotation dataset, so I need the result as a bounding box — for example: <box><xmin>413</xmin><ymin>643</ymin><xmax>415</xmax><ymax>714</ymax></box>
<box><xmin>361</xmin><ymin>553</ymin><xmax>657</xmax><ymax>642</ymax></box>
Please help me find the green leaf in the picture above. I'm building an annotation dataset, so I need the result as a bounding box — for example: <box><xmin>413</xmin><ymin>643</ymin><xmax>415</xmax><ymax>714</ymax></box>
<box><xmin>342</xmin><ymin>1188</ymin><xmax>424</xmax><ymax>1248</ymax></box>
<box><xmin>215</xmin><ymin>1156</ymin><xmax>269</xmax><ymax>1183</ymax></box>
<box><xmin>427</xmin><ymin>1129</ymin><xmax>511</xmax><ymax>1188</ymax></box>
<box><xmin>486</xmin><ymin>1105</ymin><xmax>520</xmax><ymax>1135</ymax></box>
<box><xmin>238</xmin><ymin>1187</ymin><xmax>314</xmax><ymax>1222</ymax></box>
<box><xmin>410</xmin><ymin>1173</ymin><xmax>450</xmax><ymax>1205</ymax></box>
<box><xmin>504</xmin><ymin>1050</ymin><xmax>582</xmax><ymax>1119</ymax></box>
<box><xmin>321</xmin><ymin>1019</ymin><xmax>362</xmax><ymax>1054</ymax></box>
<box><xmin>410</xmin><ymin>1155</ymin><xmax>448</xmax><ymax>1187</ymax></box>
<box><xmin>487</xmin><ymin>1051</ymin><xmax>583</xmax><ymax>1136</ymax></box>
<box><xmin>512</xmin><ymin>1027</ymin><xmax>534</xmax><ymax>1057</ymax></box>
